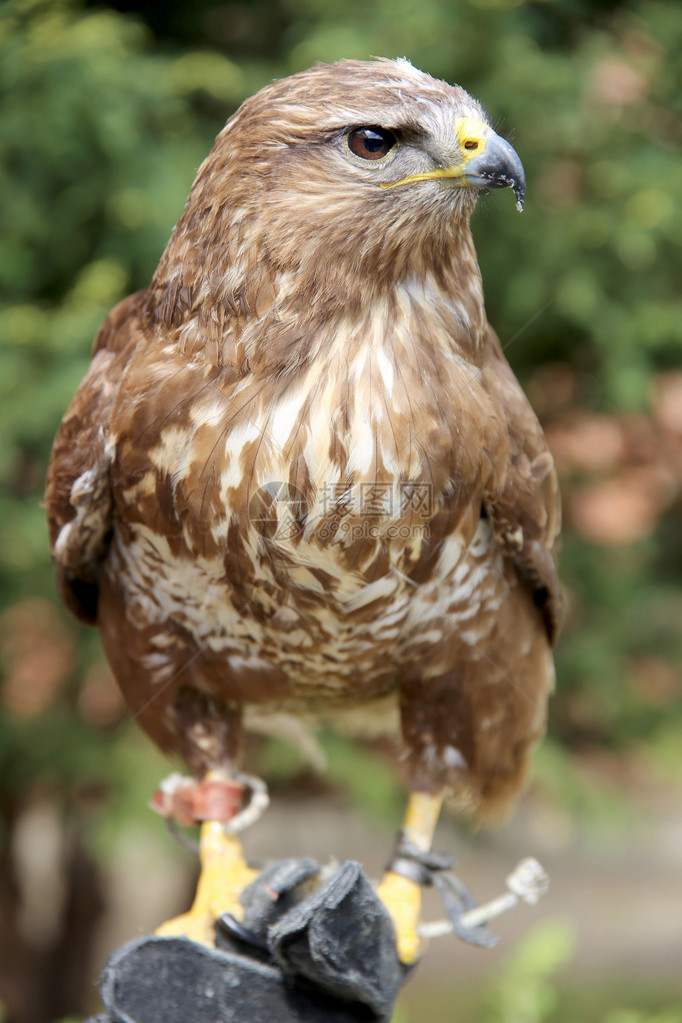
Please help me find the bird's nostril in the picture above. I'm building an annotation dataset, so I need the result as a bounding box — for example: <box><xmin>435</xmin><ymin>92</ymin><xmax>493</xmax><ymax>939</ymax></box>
<box><xmin>464</xmin><ymin>139</ymin><xmax>479</xmax><ymax>151</ymax></box>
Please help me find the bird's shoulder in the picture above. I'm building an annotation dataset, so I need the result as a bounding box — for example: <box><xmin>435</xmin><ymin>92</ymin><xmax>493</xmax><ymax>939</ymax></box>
<box><xmin>46</xmin><ymin>291</ymin><xmax>146</xmax><ymax>621</ymax></box>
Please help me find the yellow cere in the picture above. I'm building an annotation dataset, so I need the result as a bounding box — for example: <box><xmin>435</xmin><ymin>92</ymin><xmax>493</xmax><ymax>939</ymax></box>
<box><xmin>381</xmin><ymin>116</ymin><xmax>489</xmax><ymax>190</ymax></box>
<box><xmin>454</xmin><ymin>116</ymin><xmax>489</xmax><ymax>160</ymax></box>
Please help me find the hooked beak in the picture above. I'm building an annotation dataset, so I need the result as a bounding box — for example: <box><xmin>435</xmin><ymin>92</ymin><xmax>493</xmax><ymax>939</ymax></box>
<box><xmin>382</xmin><ymin>117</ymin><xmax>526</xmax><ymax>212</ymax></box>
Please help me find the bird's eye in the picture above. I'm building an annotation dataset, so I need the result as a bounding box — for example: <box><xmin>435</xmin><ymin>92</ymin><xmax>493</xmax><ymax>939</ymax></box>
<box><xmin>347</xmin><ymin>127</ymin><xmax>396</xmax><ymax>161</ymax></box>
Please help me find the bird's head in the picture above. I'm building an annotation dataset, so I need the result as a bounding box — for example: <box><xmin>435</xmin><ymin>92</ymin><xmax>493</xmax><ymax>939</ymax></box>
<box><xmin>159</xmin><ymin>58</ymin><xmax>525</xmax><ymax>315</ymax></box>
<box><xmin>251</xmin><ymin>57</ymin><xmax>525</xmax><ymax>210</ymax></box>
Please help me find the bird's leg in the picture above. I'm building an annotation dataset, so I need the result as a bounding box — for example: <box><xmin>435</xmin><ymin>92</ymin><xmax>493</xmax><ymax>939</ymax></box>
<box><xmin>153</xmin><ymin>770</ymin><xmax>265</xmax><ymax>947</ymax></box>
<box><xmin>375</xmin><ymin>789</ymin><xmax>444</xmax><ymax>964</ymax></box>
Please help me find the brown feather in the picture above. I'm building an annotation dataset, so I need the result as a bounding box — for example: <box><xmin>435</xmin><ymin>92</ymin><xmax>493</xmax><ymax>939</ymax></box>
<box><xmin>46</xmin><ymin>58</ymin><xmax>561</xmax><ymax>819</ymax></box>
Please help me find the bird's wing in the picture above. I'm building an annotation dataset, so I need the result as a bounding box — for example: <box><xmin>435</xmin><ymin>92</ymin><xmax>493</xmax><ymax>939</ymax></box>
<box><xmin>480</xmin><ymin>325</ymin><xmax>563</xmax><ymax>643</ymax></box>
<box><xmin>45</xmin><ymin>292</ymin><xmax>144</xmax><ymax>623</ymax></box>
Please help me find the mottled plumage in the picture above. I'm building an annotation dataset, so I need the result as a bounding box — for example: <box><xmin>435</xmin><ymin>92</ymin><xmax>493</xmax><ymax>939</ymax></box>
<box><xmin>47</xmin><ymin>58</ymin><xmax>561</xmax><ymax>826</ymax></box>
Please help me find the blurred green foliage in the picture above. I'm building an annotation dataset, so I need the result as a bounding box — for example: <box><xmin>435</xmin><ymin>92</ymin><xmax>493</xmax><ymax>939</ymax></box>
<box><xmin>1</xmin><ymin>0</ymin><xmax>681</xmax><ymax>753</ymax></box>
<box><xmin>1</xmin><ymin>0</ymin><xmax>680</xmax><ymax>759</ymax></box>
<box><xmin>1</xmin><ymin>0</ymin><xmax>681</xmax><ymax>1017</ymax></box>
<box><xmin>399</xmin><ymin>918</ymin><xmax>682</xmax><ymax>1023</ymax></box>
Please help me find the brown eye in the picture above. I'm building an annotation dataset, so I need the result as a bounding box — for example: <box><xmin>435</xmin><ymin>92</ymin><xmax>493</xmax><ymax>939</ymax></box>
<box><xmin>348</xmin><ymin>127</ymin><xmax>396</xmax><ymax>160</ymax></box>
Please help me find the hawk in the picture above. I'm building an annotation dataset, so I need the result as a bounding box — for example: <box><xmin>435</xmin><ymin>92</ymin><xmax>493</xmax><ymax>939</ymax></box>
<box><xmin>46</xmin><ymin>58</ymin><xmax>561</xmax><ymax>962</ymax></box>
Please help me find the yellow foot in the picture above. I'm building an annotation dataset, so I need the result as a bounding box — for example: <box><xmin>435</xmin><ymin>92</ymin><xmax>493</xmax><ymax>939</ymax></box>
<box><xmin>156</xmin><ymin>820</ymin><xmax>259</xmax><ymax>946</ymax></box>
<box><xmin>376</xmin><ymin>789</ymin><xmax>445</xmax><ymax>964</ymax></box>
<box><xmin>375</xmin><ymin>869</ymin><xmax>423</xmax><ymax>963</ymax></box>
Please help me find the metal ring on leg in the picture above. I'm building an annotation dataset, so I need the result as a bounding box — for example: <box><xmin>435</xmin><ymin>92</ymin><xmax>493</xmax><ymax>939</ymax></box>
<box><xmin>222</xmin><ymin>772</ymin><xmax>270</xmax><ymax>836</ymax></box>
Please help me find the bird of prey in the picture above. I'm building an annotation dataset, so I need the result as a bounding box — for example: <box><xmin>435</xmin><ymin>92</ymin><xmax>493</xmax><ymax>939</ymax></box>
<box><xmin>46</xmin><ymin>58</ymin><xmax>561</xmax><ymax>963</ymax></box>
